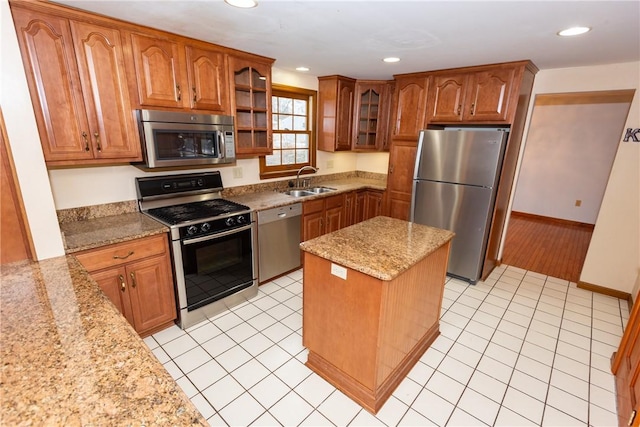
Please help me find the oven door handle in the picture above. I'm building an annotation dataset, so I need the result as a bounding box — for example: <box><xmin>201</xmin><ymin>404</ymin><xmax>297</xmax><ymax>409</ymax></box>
<box><xmin>181</xmin><ymin>224</ymin><xmax>253</xmax><ymax>245</ymax></box>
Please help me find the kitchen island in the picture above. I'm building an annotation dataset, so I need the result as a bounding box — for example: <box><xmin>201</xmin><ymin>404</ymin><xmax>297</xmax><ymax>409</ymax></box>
<box><xmin>0</xmin><ymin>256</ymin><xmax>206</xmax><ymax>425</ymax></box>
<box><xmin>300</xmin><ymin>216</ymin><xmax>454</xmax><ymax>413</ymax></box>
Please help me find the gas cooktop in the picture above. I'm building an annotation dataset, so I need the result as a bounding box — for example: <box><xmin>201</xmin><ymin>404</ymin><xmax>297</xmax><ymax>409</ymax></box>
<box><xmin>145</xmin><ymin>199</ymin><xmax>250</xmax><ymax>226</ymax></box>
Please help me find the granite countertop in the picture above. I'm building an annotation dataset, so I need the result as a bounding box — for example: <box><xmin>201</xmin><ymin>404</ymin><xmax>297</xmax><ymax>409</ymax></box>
<box><xmin>226</xmin><ymin>177</ymin><xmax>386</xmax><ymax>212</ymax></box>
<box><xmin>0</xmin><ymin>256</ymin><xmax>207</xmax><ymax>425</ymax></box>
<box><xmin>61</xmin><ymin>212</ymin><xmax>169</xmax><ymax>253</ymax></box>
<box><xmin>300</xmin><ymin>216</ymin><xmax>455</xmax><ymax>281</ymax></box>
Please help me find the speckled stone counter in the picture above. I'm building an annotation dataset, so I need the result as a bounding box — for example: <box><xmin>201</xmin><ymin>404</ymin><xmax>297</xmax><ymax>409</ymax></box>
<box><xmin>0</xmin><ymin>256</ymin><xmax>207</xmax><ymax>425</ymax></box>
<box><xmin>61</xmin><ymin>212</ymin><xmax>168</xmax><ymax>253</ymax></box>
<box><xmin>299</xmin><ymin>216</ymin><xmax>455</xmax><ymax>280</ymax></box>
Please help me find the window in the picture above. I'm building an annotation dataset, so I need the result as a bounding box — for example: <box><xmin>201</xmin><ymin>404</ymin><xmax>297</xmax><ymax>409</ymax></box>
<box><xmin>259</xmin><ymin>84</ymin><xmax>316</xmax><ymax>179</ymax></box>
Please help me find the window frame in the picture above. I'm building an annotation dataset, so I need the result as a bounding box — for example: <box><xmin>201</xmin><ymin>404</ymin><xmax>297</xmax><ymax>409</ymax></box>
<box><xmin>259</xmin><ymin>84</ymin><xmax>317</xmax><ymax>179</ymax></box>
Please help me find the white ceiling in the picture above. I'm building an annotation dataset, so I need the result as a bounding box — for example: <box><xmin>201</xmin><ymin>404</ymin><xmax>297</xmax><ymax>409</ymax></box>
<box><xmin>55</xmin><ymin>0</ymin><xmax>640</xmax><ymax>80</ymax></box>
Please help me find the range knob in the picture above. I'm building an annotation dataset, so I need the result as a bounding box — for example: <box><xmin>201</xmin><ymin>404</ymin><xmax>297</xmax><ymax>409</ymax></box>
<box><xmin>225</xmin><ymin>217</ymin><xmax>236</xmax><ymax>227</ymax></box>
<box><xmin>187</xmin><ymin>225</ymin><xmax>198</xmax><ymax>235</ymax></box>
<box><xmin>236</xmin><ymin>215</ymin><xmax>246</xmax><ymax>224</ymax></box>
<box><xmin>201</xmin><ymin>222</ymin><xmax>211</xmax><ymax>233</ymax></box>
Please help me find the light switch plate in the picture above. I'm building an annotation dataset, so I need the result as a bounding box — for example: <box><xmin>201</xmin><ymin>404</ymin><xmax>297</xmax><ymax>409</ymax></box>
<box><xmin>330</xmin><ymin>263</ymin><xmax>347</xmax><ymax>280</ymax></box>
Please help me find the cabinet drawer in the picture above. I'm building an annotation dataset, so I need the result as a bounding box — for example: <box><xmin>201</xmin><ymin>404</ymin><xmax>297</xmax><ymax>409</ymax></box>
<box><xmin>303</xmin><ymin>199</ymin><xmax>325</xmax><ymax>215</ymax></box>
<box><xmin>76</xmin><ymin>234</ymin><xmax>168</xmax><ymax>272</ymax></box>
<box><xmin>325</xmin><ymin>194</ymin><xmax>344</xmax><ymax>209</ymax></box>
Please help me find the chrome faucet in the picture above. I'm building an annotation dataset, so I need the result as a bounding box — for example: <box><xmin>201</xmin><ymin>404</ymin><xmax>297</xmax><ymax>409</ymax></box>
<box><xmin>296</xmin><ymin>165</ymin><xmax>318</xmax><ymax>188</ymax></box>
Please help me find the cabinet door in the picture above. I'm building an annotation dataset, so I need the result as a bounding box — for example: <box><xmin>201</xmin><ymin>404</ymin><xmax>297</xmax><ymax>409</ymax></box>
<box><xmin>91</xmin><ymin>267</ymin><xmax>134</xmax><ymax>325</ymax></box>
<box><xmin>325</xmin><ymin>206</ymin><xmax>343</xmax><ymax>234</ymax></box>
<box><xmin>126</xmin><ymin>254</ymin><xmax>177</xmax><ymax>335</ymax></box>
<box><xmin>302</xmin><ymin>211</ymin><xmax>323</xmax><ymax>241</ymax></box>
<box><xmin>129</xmin><ymin>33</ymin><xmax>186</xmax><ymax>108</ymax></box>
<box><xmin>463</xmin><ymin>67</ymin><xmax>516</xmax><ymax>122</ymax></box>
<box><xmin>229</xmin><ymin>56</ymin><xmax>272</xmax><ymax>156</ymax></box>
<box><xmin>185</xmin><ymin>45</ymin><xmax>229</xmax><ymax>112</ymax></box>
<box><xmin>385</xmin><ymin>141</ymin><xmax>417</xmax><ymax>221</ymax></box>
<box><xmin>389</xmin><ymin>75</ymin><xmax>429</xmax><ymax>142</ymax></box>
<box><xmin>354</xmin><ymin>191</ymin><xmax>367</xmax><ymax>223</ymax></box>
<box><xmin>353</xmin><ymin>82</ymin><xmax>385</xmax><ymax>150</ymax></box>
<box><xmin>344</xmin><ymin>191</ymin><xmax>357</xmax><ymax>227</ymax></box>
<box><xmin>70</xmin><ymin>21</ymin><xmax>141</xmax><ymax>160</ymax></box>
<box><xmin>428</xmin><ymin>73</ymin><xmax>468</xmax><ymax>122</ymax></box>
<box><xmin>12</xmin><ymin>8</ymin><xmax>93</xmax><ymax>162</ymax></box>
<box><xmin>335</xmin><ymin>78</ymin><xmax>355</xmax><ymax>151</ymax></box>
<box><xmin>364</xmin><ymin>191</ymin><xmax>383</xmax><ymax>220</ymax></box>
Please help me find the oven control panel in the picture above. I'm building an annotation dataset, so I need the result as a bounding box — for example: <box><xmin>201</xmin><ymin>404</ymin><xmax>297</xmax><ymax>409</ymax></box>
<box><xmin>180</xmin><ymin>212</ymin><xmax>252</xmax><ymax>239</ymax></box>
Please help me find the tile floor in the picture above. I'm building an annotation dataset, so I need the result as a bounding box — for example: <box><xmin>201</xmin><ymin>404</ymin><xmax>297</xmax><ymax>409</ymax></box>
<box><xmin>143</xmin><ymin>265</ymin><xmax>628</xmax><ymax>426</ymax></box>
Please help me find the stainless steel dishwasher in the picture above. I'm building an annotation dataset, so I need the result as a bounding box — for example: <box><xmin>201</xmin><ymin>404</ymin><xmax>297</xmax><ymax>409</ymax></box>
<box><xmin>257</xmin><ymin>203</ymin><xmax>302</xmax><ymax>283</ymax></box>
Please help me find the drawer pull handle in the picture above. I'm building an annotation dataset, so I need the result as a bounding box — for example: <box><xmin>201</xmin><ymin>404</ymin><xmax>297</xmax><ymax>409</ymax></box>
<box><xmin>82</xmin><ymin>132</ymin><xmax>90</xmax><ymax>151</ymax></box>
<box><xmin>119</xmin><ymin>274</ymin><xmax>126</xmax><ymax>292</ymax></box>
<box><xmin>94</xmin><ymin>132</ymin><xmax>102</xmax><ymax>151</ymax></box>
<box><xmin>113</xmin><ymin>251</ymin><xmax>134</xmax><ymax>260</ymax></box>
<box><xmin>130</xmin><ymin>272</ymin><xmax>137</xmax><ymax>288</ymax></box>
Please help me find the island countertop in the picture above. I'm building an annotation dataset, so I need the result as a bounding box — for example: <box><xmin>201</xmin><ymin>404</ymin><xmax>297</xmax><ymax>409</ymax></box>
<box><xmin>0</xmin><ymin>256</ymin><xmax>207</xmax><ymax>426</ymax></box>
<box><xmin>299</xmin><ymin>216</ymin><xmax>455</xmax><ymax>281</ymax></box>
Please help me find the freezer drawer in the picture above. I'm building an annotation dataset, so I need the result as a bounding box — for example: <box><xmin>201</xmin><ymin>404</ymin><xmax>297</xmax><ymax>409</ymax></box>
<box><xmin>411</xmin><ymin>180</ymin><xmax>494</xmax><ymax>283</ymax></box>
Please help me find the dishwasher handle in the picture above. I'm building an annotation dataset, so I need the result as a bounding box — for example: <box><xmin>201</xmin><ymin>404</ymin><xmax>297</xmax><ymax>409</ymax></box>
<box><xmin>257</xmin><ymin>203</ymin><xmax>302</xmax><ymax>225</ymax></box>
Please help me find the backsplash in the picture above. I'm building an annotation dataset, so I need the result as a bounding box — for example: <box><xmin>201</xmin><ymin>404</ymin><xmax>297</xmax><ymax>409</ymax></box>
<box><xmin>56</xmin><ymin>171</ymin><xmax>387</xmax><ymax>224</ymax></box>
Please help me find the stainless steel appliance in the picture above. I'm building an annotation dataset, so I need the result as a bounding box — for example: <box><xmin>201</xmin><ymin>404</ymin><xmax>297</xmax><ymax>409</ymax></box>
<box><xmin>136</xmin><ymin>171</ymin><xmax>256</xmax><ymax>329</ymax></box>
<box><xmin>257</xmin><ymin>203</ymin><xmax>302</xmax><ymax>283</ymax></box>
<box><xmin>410</xmin><ymin>128</ymin><xmax>509</xmax><ymax>283</ymax></box>
<box><xmin>135</xmin><ymin>109</ymin><xmax>235</xmax><ymax>169</ymax></box>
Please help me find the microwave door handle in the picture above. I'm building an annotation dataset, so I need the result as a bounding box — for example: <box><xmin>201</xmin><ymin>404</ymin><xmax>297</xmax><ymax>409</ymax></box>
<box><xmin>218</xmin><ymin>132</ymin><xmax>225</xmax><ymax>159</ymax></box>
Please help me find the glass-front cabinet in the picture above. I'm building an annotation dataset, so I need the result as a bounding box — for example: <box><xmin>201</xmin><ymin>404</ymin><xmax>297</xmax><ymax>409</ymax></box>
<box><xmin>229</xmin><ymin>56</ymin><xmax>273</xmax><ymax>156</ymax></box>
<box><xmin>352</xmin><ymin>80</ymin><xmax>392</xmax><ymax>151</ymax></box>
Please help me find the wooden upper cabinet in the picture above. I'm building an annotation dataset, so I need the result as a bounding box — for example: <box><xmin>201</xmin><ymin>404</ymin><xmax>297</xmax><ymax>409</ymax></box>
<box><xmin>70</xmin><ymin>21</ymin><xmax>141</xmax><ymax>160</ymax></box>
<box><xmin>228</xmin><ymin>56</ymin><xmax>273</xmax><ymax>156</ymax></box>
<box><xmin>464</xmin><ymin>67</ymin><xmax>517</xmax><ymax>122</ymax></box>
<box><xmin>389</xmin><ymin>74</ymin><xmax>429</xmax><ymax>142</ymax></box>
<box><xmin>11</xmin><ymin>7</ymin><xmax>140</xmax><ymax>165</ymax></box>
<box><xmin>427</xmin><ymin>64</ymin><xmax>520</xmax><ymax>124</ymax></box>
<box><xmin>185</xmin><ymin>45</ymin><xmax>229</xmax><ymax>112</ymax></box>
<box><xmin>318</xmin><ymin>75</ymin><xmax>356</xmax><ymax>152</ymax></box>
<box><xmin>352</xmin><ymin>80</ymin><xmax>392</xmax><ymax>151</ymax></box>
<box><xmin>129</xmin><ymin>33</ymin><xmax>187</xmax><ymax>109</ymax></box>
<box><xmin>128</xmin><ymin>33</ymin><xmax>230</xmax><ymax>113</ymax></box>
<box><xmin>428</xmin><ymin>73</ymin><xmax>468</xmax><ymax>122</ymax></box>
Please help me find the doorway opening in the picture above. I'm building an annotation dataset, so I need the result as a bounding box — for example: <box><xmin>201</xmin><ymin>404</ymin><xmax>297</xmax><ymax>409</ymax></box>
<box><xmin>502</xmin><ymin>89</ymin><xmax>634</xmax><ymax>282</ymax></box>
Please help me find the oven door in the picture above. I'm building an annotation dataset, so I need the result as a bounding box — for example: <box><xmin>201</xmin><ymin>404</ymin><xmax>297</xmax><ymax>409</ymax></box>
<box><xmin>178</xmin><ymin>224</ymin><xmax>255</xmax><ymax>312</ymax></box>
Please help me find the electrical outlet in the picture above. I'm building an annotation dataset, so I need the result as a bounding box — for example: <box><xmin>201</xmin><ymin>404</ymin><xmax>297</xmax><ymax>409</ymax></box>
<box><xmin>326</xmin><ymin>160</ymin><xmax>334</xmax><ymax>169</ymax></box>
<box><xmin>233</xmin><ymin>167</ymin><xmax>243</xmax><ymax>179</ymax></box>
<box><xmin>575</xmin><ymin>199</ymin><xmax>582</xmax><ymax>207</ymax></box>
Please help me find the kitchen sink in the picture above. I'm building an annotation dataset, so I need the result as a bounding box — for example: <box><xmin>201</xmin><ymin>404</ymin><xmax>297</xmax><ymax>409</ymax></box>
<box><xmin>282</xmin><ymin>189</ymin><xmax>315</xmax><ymax>197</ymax></box>
<box><xmin>307</xmin><ymin>187</ymin><xmax>336</xmax><ymax>194</ymax></box>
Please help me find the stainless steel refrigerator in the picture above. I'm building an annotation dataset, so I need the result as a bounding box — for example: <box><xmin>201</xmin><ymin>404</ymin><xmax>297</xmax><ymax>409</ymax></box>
<box><xmin>410</xmin><ymin>128</ymin><xmax>509</xmax><ymax>283</ymax></box>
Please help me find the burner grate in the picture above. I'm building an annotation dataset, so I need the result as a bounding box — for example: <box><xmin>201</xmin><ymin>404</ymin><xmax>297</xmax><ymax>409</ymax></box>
<box><xmin>147</xmin><ymin>199</ymin><xmax>249</xmax><ymax>225</ymax></box>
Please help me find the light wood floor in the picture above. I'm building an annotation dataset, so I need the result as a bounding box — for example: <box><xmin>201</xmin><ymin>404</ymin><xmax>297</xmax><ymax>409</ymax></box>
<box><xmin>501</xmin><ymin>212</ymin><xmax>594</xmax><ymax>283</ymax></box>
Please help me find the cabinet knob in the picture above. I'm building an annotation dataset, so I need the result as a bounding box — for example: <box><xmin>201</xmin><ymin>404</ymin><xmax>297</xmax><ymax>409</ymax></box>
<box><xmin>119</xmin><ymin>274</ymin><xmax>126</xmax><ymax>292</ymax></box>
<box><xmin>82</xmin><ymin>132</ymin><xmax>90</xmax><ymax>151</ymax></box>
<box><xmin>94</xmin><ymin>132</ymin><xmax>101</xmax><ymax>151</ymax></box>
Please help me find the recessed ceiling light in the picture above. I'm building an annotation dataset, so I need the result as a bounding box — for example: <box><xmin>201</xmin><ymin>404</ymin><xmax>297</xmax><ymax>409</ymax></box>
<box><xmin>296</xmin><ymin>66</ymin><xmax>310</xmax><ymax>72</ymax></box>
<box><xmin>383</xmin><ymin>57</ymin><xmax>400</xmax><ymax>63</ymax></box>
<box><xmin>224</xmin><ymin>0</ymin><xmax>258</xmax><ymax>8</ymax></box>
<box><xmin>557</xmin><ymin>26</ymin><xmax>591</xmax><ymax>37</ymax></box>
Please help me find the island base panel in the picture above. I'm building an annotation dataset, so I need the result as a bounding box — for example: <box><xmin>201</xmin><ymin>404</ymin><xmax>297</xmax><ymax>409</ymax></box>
<box><xmin>306</xmin><ymin>322</ymin><xmax>440</xmax><ymax>414</ymax></box>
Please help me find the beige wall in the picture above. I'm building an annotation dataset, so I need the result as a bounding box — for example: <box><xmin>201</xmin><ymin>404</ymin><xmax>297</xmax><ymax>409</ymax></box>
<box><xmin>513</xmin><ymin>61</ymin><xmax>640</xmax><ymax>294</ymax></box>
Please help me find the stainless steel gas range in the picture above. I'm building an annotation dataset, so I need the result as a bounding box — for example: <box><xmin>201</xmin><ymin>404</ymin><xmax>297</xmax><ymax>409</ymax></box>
<box><xmin>136</xmin><ymin>171</ymin><xmax>257</xmax><ymax>329</ymax></box>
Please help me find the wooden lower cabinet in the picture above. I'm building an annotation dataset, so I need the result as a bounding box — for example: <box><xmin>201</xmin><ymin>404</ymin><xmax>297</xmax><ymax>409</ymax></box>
<box><xmin>75</xmin><ymin>233</ymin><xmax>177</xmax><ymax>337</ymax></box>
<box><xmin>385</xmin><ymin>141</ymin><xmax>418</xmax><ymax>220</ymax></box>
<box><xmin>302</xmin><ymin>195</ymin><xmax>345</xmax><ymax>241</ymax></box>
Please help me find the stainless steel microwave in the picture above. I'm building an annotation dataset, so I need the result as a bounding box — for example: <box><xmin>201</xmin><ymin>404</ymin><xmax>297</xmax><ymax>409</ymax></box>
<box><xmin>135</xmin><ymin>109</ymin><xmax>235</xmax><ymax>169</ymax></box>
